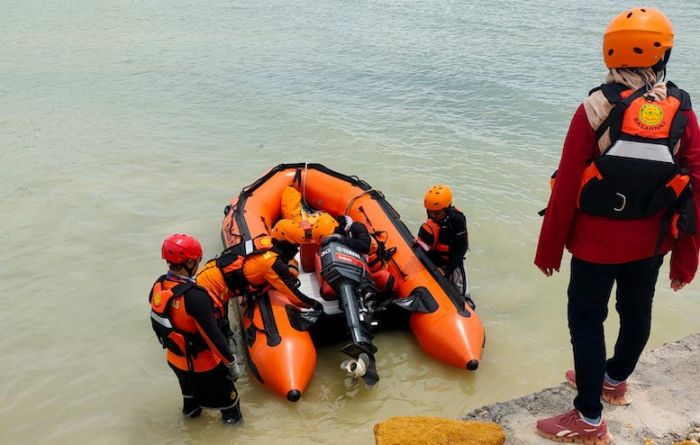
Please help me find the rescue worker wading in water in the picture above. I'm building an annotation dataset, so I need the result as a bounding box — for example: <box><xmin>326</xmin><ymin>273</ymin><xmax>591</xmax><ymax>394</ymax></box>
<box><xmin>149</xmin><ymin>234</ymin><xmax>242</xmax><ymax>425</ymax></box>
<box><xmin>416</xmin><ymin>184</ymin><xmax>472</xmax><ymax>307</ymax></box>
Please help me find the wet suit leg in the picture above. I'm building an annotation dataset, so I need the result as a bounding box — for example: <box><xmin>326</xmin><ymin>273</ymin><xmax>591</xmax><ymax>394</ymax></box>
<box><xmin>445</xmin><ymin>261</ymin><xmax>474</xmax><ymax>309</ymax></box>
<box><xmin>448</xmin><ymin>265</ymin><xmax>465</xmax><ymax>296</ymax></box>
<box><xmin>171</xmin><ymin>363</ymin><xmax>242</xmax><ymax>423</ymax></box>
<box><xmin>168</xmin><ymin>363</ymin><xmax>202</xmax><ymax>418</ymax></box>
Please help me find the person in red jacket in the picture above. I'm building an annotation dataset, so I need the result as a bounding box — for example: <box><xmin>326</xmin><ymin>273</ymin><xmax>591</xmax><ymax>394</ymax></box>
<box><xmin>149</xmin><ymin>234</ymin><xmax>242</xmax><ymax>425</ymax></box>
<box><xmin>534</xmin><ymin>7</ymin><xmax>700</xmax><ymax>444</ymax></box>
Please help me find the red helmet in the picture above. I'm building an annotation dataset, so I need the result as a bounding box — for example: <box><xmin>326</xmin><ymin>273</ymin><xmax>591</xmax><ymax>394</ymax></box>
<box><xmin>161</xmin><ymin>234</ymin><xmax>203</xmax><ymax>264</ymax></box>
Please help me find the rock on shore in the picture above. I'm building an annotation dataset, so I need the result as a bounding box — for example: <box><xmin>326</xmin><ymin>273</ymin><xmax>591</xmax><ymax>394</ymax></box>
<box><xmin>374</xmin><ymin>417</ymin><xmax>505</xmax><ymax>445</ymax></box>
<box><xmin>463</xmin><ymin>333</ymin><xmax>700</xmax><ymax>445</ymax></box>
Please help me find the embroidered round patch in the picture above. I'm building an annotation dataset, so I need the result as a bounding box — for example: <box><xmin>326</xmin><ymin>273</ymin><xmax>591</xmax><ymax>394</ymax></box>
<box><xmin>639</xmin><ymin>103</ymin><xmax>664</xmax><ymax>126</ymax></box>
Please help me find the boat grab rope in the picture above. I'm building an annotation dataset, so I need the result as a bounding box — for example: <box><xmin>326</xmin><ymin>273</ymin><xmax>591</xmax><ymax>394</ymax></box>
<box><xmin>241</xmin><ymin>295</ymin><xmax>273</xmax><ymax>338</ymax></box>
<box><xmin>344</xmin><ymin>190</ymin><xmax>375</xmax><ymax>216</ymax></box>
<box><xmin>302</xmin><ymin>162</ymin><xmax>309</xmax><ymax>208</ymax></box>
<box><xmin>358</xmin><ymin>205</ymin><xmax>374</xmax><ymax>229</ymax></box>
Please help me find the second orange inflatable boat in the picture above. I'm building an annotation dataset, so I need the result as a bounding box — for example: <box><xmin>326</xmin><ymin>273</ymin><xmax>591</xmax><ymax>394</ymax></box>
<box><xmin>221</xmin><ymin>163</ymin><xmax>485</xmax><ymax>401</ymax></box>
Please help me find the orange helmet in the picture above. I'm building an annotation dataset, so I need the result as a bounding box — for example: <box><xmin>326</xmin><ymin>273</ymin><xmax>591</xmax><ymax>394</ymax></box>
<box><xmin>423</xmin><ymin>184</ymin><xmax>452</xmax><ymax>211</ymax></box>
<box><xmin>603</xmin><ymin>7</ymin><xmax>673</xmax><ymax>69</ymax></box>
<box><xmin>271</xmin><ymin>219</ymin><xmax>306</xmax><ymax>245</ymax></box>
<box><xmin>311</xmin><ymin>212</ymin><xmax>339</xmax><ymax>243</ymax></box>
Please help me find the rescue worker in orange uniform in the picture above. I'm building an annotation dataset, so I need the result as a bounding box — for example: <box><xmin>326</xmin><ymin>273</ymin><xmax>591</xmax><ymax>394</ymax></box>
<box><xmin>417</xmin><ymin>185</ymin><xmax>470</xmax><ymax>299</ymax></box>
<box><xmin>148</xmin><ymin>234</ymin><xmax>242</xmax><ymax>425</ymax></box>
<box><xmin>243</xmin><ymin>219</ymin><xmax>323</xmax><ymax>315</ymax></box>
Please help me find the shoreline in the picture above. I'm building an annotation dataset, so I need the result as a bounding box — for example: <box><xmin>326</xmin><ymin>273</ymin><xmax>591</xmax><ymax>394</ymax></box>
<box><xmin>463</xmin><ymin>333</ymin><xmax>700</xmax><ymax>444</ymax></box>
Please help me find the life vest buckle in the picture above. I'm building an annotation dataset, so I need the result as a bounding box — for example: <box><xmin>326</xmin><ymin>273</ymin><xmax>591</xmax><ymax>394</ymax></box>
<box><xmin>613</xmin><ymin>193</ymin><xmax>627</xmax><ymax>212</ymax></box>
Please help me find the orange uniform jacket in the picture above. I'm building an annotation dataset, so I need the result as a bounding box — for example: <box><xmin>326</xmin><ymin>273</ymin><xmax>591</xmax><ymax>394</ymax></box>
<box><xmin>243</xmin><ymin>250</ymin><xmax>322</xmax><ymax>310</ymax></box>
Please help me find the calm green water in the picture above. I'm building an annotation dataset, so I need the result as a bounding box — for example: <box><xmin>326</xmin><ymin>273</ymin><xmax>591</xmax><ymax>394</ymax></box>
<box><xmin>2</xmin><ymin>1</ymin><xmax>699</xmax><ymax>444</ymax></box>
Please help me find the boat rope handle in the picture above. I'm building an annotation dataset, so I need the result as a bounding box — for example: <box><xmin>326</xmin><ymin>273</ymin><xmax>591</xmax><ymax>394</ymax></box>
<box><xmin>260</xmin><ymin>215</ymin><xmax>270</xmax><ymax>233</ymax></box>
<box><xmin>358</xmin><ymin>205</ymin><xmax>375</xmax><ymax>229</ymax></box>
<box><xmin>344</xmin><ymin>190</ymin><xmax>374</xmax><ymax>216</ymax></box>
<box><xmin>389</xmin><ymin>256</ymin><xmax>408</xmax><ymax>280</ymax></box>
<box><xmin>302</xmin><ymin>162</ymin><xmax>309</xmax><ymax>207</ymax></box>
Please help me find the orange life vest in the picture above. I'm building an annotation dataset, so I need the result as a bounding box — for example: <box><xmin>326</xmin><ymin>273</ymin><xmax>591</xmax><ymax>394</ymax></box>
<box><xmin>196</xmin><ymin>259</ymin><xmax>233</xmax><ymax>304</ymax></box>
<box><xmin>149</xmin><ymin>275</ymin><xmax>227</xmax><ymax>372</ymax></box>
<box><xmin>216</xmin><ymin>235</ymin><xmax>276</xmax><ymax>294</ymax></box>
<box><xmin>416</xmin><ymin>219</ymin><xmax>449</xmax><ymax>264</ymax></box>
<box><xmin>577</xmin><ymin>82</ymin><xmax>692</xmax><ymax>221</ymax></box>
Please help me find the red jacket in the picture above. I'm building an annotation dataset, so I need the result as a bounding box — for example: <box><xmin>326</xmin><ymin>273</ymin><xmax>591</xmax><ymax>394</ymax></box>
<box><xmin>535</xmin><ymin>104</ymin><xmax>700</xmax><ymax>283</ymax></box>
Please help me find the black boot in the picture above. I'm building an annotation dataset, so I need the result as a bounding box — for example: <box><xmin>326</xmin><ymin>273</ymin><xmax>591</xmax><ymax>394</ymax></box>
<box><xmin>221</xmin><ymin>404</ymin><xmax>242</xmax><ymax>425</ymax></box>
<box><xmin>182</xmin><ymin>397</ymin><xmax>202</xmax><ymax>418</ymax></box>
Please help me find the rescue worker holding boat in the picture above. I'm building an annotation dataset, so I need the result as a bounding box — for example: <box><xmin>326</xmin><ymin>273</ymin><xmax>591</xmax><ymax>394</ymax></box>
<box><xmin>148</xmin><ymin>234</ymin><xmax>242</xmax><ymax>425</ymax></box>
<box><xmin>417</xmin><ymin>184</ymin><xmax>471</xmax><ymax>303</ymax></box>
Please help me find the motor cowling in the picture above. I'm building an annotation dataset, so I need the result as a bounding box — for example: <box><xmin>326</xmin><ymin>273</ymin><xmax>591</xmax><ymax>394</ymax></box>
<box><xmin>319</xmin><ymin>241</ymin><xmax>369</xmax><ymax>287</ymax></box>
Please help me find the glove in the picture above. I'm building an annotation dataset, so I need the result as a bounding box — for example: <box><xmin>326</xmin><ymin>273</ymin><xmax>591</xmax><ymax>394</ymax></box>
<box><xmin>225</xmin><ymin>356</ymin><xmax>241</xmax><ymax>382</ymax></box>
<box><xmin>321</xmin><ymin>233</ymin><xmax>343</xmax><ymax>246</ymax></box>
<box><xmin>299</xmin><ymin>307</ymin><xmax>322</xmax><ymax>323</ymax></box>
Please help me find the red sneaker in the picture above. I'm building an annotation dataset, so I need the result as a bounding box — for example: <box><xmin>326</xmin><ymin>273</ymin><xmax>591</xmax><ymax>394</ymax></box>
<box><xmin>536</xmin><ymin>409</ymin><xmax>612</xmax><ymax>444</ymax></box>
<box><xmin>565</xmin><ymin>369</ymin><xmax>630</xmax><ymax>406</ymax></box>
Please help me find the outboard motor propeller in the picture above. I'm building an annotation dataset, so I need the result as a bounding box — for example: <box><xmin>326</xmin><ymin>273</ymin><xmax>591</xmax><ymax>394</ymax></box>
<box><xmin>320</xmin><ymin>241</ymin><xmax>379</xmax><ymax>387</ymax></box>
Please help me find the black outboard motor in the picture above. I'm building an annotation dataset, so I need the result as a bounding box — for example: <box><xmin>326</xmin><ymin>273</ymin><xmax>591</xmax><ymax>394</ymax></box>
<box><xmin>319</xmin><ymin>241</ymin><xmax>379</xmax><ymax>387</ymax></box>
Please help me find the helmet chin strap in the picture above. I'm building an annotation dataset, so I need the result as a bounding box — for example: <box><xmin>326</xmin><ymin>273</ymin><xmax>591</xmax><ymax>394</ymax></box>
<box><xmin>653</xmin><ymin>48</ymin><xmax>672</xmax><ymax>80</ymax></box>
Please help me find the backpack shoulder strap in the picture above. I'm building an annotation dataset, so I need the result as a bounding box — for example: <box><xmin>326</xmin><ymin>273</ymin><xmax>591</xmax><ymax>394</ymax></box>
<box><xmin>666</xmin><ymin>81</ymin><xmax>692</xmax><ymax>111</ymax></box>
<box><xmin>589</xmin><ymin>83</ymin><xmax>627</xmax><ymax>103</ymax></box>
<box><xmin>171</xmin><ymin>281</ymin><xmax>195</xmax><ymax>297</ymax></box>
<box><xmin>595</xmin><ymin>86</ymin><xmax>648</xmax><ymax>143</ymax></box>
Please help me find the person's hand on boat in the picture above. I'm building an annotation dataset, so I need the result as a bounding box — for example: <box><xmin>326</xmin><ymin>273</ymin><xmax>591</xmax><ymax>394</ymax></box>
<box><xmin>298</xmin><ymin>307</ymin><xmax>323</xmax><ymax>324</ymax></box>
<box><xmin>225</xmin><ymin>356</ymin><xmax>241</xmax><ymax>382</ymax></box>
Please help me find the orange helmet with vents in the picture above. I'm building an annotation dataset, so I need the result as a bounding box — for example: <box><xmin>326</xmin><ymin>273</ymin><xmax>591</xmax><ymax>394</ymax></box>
<box><xmin>311</xmin><ymin>212</ymin><xmax>339</xmax><ymax>243</ymax></box>
<box><xmin>271</xmin><ymin>219</ymin><xmax>307</xmax><ymax>245</ymax></box>
<box><xmin>423</xmin><ymin>184</ymin><xmax>452</xmax><ymax>211</ymax></box>
<box><xmin>603</xmin><ymin>7</ymin><xmax>673</xmax><ymax>69</ymax></box>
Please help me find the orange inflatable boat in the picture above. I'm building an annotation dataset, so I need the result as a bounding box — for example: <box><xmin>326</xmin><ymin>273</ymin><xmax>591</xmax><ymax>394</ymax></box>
<box><xmin>221</xmin><ymin>163</ymin><xmax>485</xmax><ymax>401</ymax></box>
